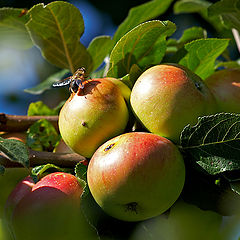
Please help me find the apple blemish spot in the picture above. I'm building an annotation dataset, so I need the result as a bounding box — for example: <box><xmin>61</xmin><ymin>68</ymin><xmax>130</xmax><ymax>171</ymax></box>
<box><xmin>81</xmin><ymin>121</ymin><xmax>87</xmax><ymax>127</ymax></box>
<box><xmin>104</xmin><ymin>143</ymin><xmax>115</xmax><ymax>152</ymax></box>
<box><xmin>125</xmin><ymin>202</ymin><xmax>138</xmax><ymax>214</ymax></box>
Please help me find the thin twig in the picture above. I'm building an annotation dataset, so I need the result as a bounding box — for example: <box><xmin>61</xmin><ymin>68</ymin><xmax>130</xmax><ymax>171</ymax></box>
<box><xmin>0</xmin><ymin>113</ymin><xmax>58</xmax><ymax>132</ymax></box>
<box><xmin>232</xmin><ymin>28</ymin><xmax>240</xmax><ymax>55</ymax></box>
<box><xmin>0</xmin><ymin>149</ymin><xmax>87</xmax><ymax>168</ymax></box>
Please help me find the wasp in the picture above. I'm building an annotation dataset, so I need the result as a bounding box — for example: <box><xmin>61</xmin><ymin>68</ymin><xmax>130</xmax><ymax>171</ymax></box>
<box><xmin>53</xmin><ymin>67</ymin><xmax>88</xmax><ymax>93</ymax></box>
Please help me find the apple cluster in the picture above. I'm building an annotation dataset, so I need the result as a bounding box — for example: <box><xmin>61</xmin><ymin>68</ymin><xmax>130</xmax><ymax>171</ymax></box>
<box><xmin>5</xmin><ymin>64</ymin><xmax>240</xmax><ymax>227</ymax></box>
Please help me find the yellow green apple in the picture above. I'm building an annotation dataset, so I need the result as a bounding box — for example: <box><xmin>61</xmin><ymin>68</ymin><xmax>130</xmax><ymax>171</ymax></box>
<box><xmin>58</xmin><ymin>78</ymin><xmax>129</xmax><ymax>158</ymax></box>
<box><xmin>130</xmin><ymin>64</ymin><xmax>216</xmax><ymax>143</ymax></box>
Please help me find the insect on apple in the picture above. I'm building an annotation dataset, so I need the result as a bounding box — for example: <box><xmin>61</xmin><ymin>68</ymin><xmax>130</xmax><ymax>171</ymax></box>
<box><xmin>53</xmin><ymin>67</ymin><xmax>88</xmax><ymax>93</ymax></box>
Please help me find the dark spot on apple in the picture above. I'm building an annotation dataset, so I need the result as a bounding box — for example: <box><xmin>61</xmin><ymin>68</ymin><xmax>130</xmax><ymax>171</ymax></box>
<box><xmin>125</xmin><ymin>202</ymin><xmax>138</xmax><ymax>214</ymax></box>
<box><xmin>104</xmin><ymin>143</ymin><xmax>115</xmax><ymax>152</ymax></box>
<box><xmin>81</xmin><ymin>121</ymin><xmax>87</xmax><ymax>127</ymax></box>
<box><xmin>77</xmin><ymin>80</ymin><xmax>101</xmax><ymax>96</ymax></box>
<box><xmin>194</xmin><ymin>82</ymin><xmax>202</xmax><ymax>91</ymax></box>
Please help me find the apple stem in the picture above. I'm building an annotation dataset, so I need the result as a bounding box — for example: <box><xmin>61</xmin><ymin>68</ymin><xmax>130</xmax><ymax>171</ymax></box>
<box><xmin>232</xmin><ymin>28</ymin><xmax>240</xmax><ymax>55</ymax></box>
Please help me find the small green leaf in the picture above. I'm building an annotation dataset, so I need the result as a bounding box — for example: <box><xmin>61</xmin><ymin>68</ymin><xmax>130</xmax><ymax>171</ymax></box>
<box><xmin>179</xmin><ymin>38</ymin><xmax>230</xmax><ymax>79</ymax></box>
<box><xmin>27</xmin><ymin>101</ymin><xmax>59</xmax><ymax>116</ymax></box>
<box><xmin>31</xmin><ymin>163</ymin><xmax>64</xmax><ymax>181</ymax></box>
<box><xmin>75</xmin><ymin>162</ymin><xmax>88</xmax><ymax>194</ymax></box>
<box><xmin>174</xmin><ymin>0</ymin><xmax>211</xmax><ymax>14</ymax></box>
<box><xmin>108</xmin><ymin>20</ymin><xmax>176</xmax><ymax>78</ymax></box>
<box><xmin>0</xmin><ymin>136</ymin><xmax>29</xmax><ymax>168</ymax></box>
<box><xmin>121</xmin><ymin>64</ymin><xmax>143</xmax><ymax>89</ymax></box>
<box><xmin>24</xmin><ymin>69</ymin><xmax>69</xmax><ymax>95</ymax></box>
<box><xmin>180</xmin><ymin>113</ymin><xmax>240</xmax><ymax>175</ymax></box>
<box><xmin>27</xmin><ymin>119</ymin><xmax>61</xmax><ymax>152</ymax></box>
<box><xmin>26</xmin><ymin>2</ymin><xmax>92</xmax><ymax>73</ymax></box>
<box><xmin>0</xmin><ymin>165</ymin><xmax>5</xmax><ymax>175</ymax></box>
<box><xmin>165</xmin><ymin>27</ymin><xmax>207</xmax><ymax>62</ymax></box>
<box><xmin>215</xmin><ymin>60</ymin><xmax>240</xmax><ymax>70</ymax></box>
<box><xmin>87</xmin><ymin>36</ymin><xmax>114</xmax><ymax>72</ymax></box>
<box><xmin>113</xmin><ymin>0</ymin><xmax>174</xmax><ymax>43</ymax></box>
<box><xmin>178</xmin><ymin>27</ymin><xmax>207</xmax><ymax>45</ymax></box>
<box><xmin>75</xmin><ymin>162</ymin><xmax>87</xmax><ymax>183</ymax></box>
<box><xmin>208</xmin><ymin>0</ymin><xmax>240</xmax><ymax>32</ymax></box>
<box><xmin>0</xmin><ymin>8</ymin><xmax>33</xmax><ymax>49</ymax></box>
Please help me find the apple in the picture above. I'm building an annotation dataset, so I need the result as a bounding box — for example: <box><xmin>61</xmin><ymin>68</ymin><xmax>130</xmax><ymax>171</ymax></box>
<box><xmin>13</xmin><ymin>172</ymin><xmax>83</xmax><ymax>216</ymax></box>
<box><xmin>9</xmin><ymin>172</ymin><xmax>98</xmax><ymax>240</ymax></box>
<box><xmin>205</xmin><ymin>69</ymin><xmax>240</xmax><ymax>113</ymax></box>
<box><xmin>130</xmin><ymin>200</ymin><xmax>223</xmax><ymax>240</ymax></box>
<box><xmin>87</xmin><ymin>132</ymin><xmax>185</xmax><ymax>222</ymax></box>
<box><xmin>4</xmin><ymin>176</ymin><xmax>35</xmax><ymax>221</ymax></box>
<box><xmin>130</xmin><ymin>64</ymin><xmax>216</xmax><ymax>143</ymax></box>
<box><xmin>59</xmin><ymin>78</ymin><xmax>129</xmax><ymax>158</ymax></box>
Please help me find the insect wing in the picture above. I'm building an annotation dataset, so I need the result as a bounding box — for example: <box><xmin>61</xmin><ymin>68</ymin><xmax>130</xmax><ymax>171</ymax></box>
<box><xmin>52</xmin><ymin>77</ymin><xmax>71</xmax><ymax>87</ymax></box>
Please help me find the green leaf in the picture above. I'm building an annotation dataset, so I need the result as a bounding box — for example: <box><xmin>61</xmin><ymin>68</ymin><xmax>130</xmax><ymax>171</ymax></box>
<box><xmin>26</xmin><ymin>2</ymin><xmax>92</xmax><ymax>73</ymax></box>
<box><xmin>178</xmin><ymin>27</ymin><xmax>207</xmax><ymax>45</ymax></box>
<box><xmin>179</xmin><ymin>38</ymin><xmax>230</xmax><ymax>79</ymax></box>
<box><xmin>208</xmin><ymin>0</ymin><xmax>240</xmax><ymax>32</ymax></box>
<box><xmin>87</xmin><ymin>36</ymin><xmax>114</xmax><ymax>72</ymax></box>
<box><xmin>0</xmin><ymin>136</ymin><xmax>29</xmax><ymax>168</ymax></box>
<box><xmin>24</xmin><ymin>69</ymin><xmax>69</xmax><ymax>95</ymax></box>
<box><xmin>0</xmin><ymin>8</ymin><xmax>33</xmax><ymax>49</ymax></box>
<box><xmin>27</xmin><ymin>101</ymin><xmax>59</xmax><ymax>116</ymax></box>
<box><xmin>165</xmin><ymin>27</ymin><xmax>207</xmax><ymax>62</ymax></box>
<box><xmin>75</xmin><ymin>162</ymin><xmax>88</xmax><ymax>193</ymax></box>
<box><xmin>113</xmin><ymin>0</ymin><xmax>174</xmax><ymax>43</ymax></box>
<box><xmin>26</xmin><ymin>119</ymin><xmax>61</xmax><ymax>152</ymax></box>
<box><xmin>174</xmin><ymin>0</ymin><xmax>211</xmax><ymax>14</ymax></box>
<box><xmin>215</xmin><ymin>60</ymin><xmax>240</xmax><ymax>70</ymax></box>
<box><xmin>107</xmin><ymin>20</ymin><xmax>176</xmax><ymax>78</ymax></box>
<box><xmin>121</xmin><ymin>64</ymin><xmax>143</xmax><ymax>89</ymax></box>
<box><xmin>173</xmin><ymin>0</ymin><xmax>224</xmax><ymax>33</ymax></box>
<box><xmin>180</xmin><ymin>113</ymin><xmax>240</xmax><ymax>175</ymax></box>
<box><xmin>31</xmin><ymin>163</ymin><xmax>64</xmax><ymax>181</ymax></box>
<box><xmin>0</xmin><ymin>165</ymin><xmax>5</xmax><ymax>175</ymax></box>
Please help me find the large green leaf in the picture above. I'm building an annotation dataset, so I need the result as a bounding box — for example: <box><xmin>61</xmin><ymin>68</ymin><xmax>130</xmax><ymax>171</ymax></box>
<box><xmin>180</xmin><ymin>113</ymin><xmax>240</xmax><ymax>175</ymax></box>
<box><xmin>107</xmin><ymin>20</ymin><xmax>176</xmax><ymax>78</ymax></box>
<box><xmin>0</xmin><ymin>136</ymin><xmax>29</xmax><ymax>168</ymax></box>
<box><xmin>208</xmin><ymin>0</ymin><xmax>240</xmax><ymax>32</ymax></box>
<box><xmin>0</xmin><ymin>8</ymin><xmax>33</xmax><ymax>49</ymax></box>
<box><xmin>113</xmin><ymin>0</ymin><xmax>174</xmax><ymax>43</ymax></box>
<box><xmin>26</xmin><ymin>1</ymin><xmax>92</xmax><ymax>73</ymax></box>
<box><xmin>24</xmin><ymin>69</ymin><xmax>69</xmax><ymax>95</ymax></box>
<box><xmin>87</xmin><ymin>36</ymin><xmax>114</xmax><ymax>72</ymax></box>
<box><xmin>179</xmin><ymin>38</ymin><xmax>229</xmax><ymax>79</ymax></box>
